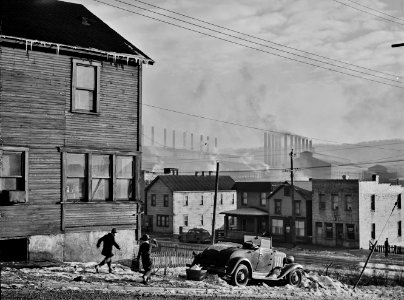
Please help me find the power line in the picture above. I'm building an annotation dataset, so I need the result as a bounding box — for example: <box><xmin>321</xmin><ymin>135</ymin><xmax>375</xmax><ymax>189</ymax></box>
<box><xmin>332</xmin><ymin>0</ymin><xmax>404</xmax><ymax>25</ymax></box>
<box><xmin>118</xmin><ymin>0</ymin><xmax>401</xmax><ymax>81</ymax></box>
<box><xmin>91</xmin><ymin>0</ymin><xmax>404</xmax><ymax>89</ymax></box>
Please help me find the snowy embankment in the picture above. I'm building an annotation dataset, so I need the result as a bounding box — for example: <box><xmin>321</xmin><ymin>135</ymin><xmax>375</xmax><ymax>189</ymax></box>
<box><xmin>1</xmin><ymin>262</ymin><xmax>403</xmax><ymax>299</ymax></box>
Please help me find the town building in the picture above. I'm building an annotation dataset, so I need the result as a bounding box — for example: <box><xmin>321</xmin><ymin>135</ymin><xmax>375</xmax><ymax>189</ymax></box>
<box><xmin>267</xmin><ymin>182</ymin><xmax>312</xmax><ymax>243</ymax></box>
<box><xmin>221</xmin><ymin>182</ymin><xmax>272</xmax><ymax>241</ymax></box>
<box><xmin>312</xmin><ymin>176</ymin><xmax>403</xmax><ymax>249</ymax></box>
<box><xmin>144</xmin><ymin>175</ymin><xmax>236</xmax><ymax>236</ymax></box>
<box><xmin>0</xmin><ymin>0</ymin><xmax>153</xmax><ymax>262</ymax></box>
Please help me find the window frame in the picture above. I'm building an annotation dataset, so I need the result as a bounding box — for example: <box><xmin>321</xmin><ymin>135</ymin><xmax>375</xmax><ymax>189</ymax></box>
<box><xmin>163</xmin><ymin>194</ymin><xmax>169</xmax><ymax>207</ymax></box>
<box><xmin>272</xmin><ymin>218</ymin><xmax>283</xmax><ymax>235</ymax></box>
<box><xmin>370</xmin><ymin>194</ymin><xmax>375</xmax><ymax>211</ymax></box>
<box><xmin>200</xmin><ymin>195</ymin><xmax>204</xmax><ymax>205</ymax></box>
<box><xmin>260</xmin><ymin>192</ymin><xmax>267</xmax><ymax>206</ymax></box>
<box><xmin>319</xmin><ymin>193</ymin><xmax>326</xmax><ymax>210</ymax></box>
<box><xmin>71</xmin><ymin>59</ymin><xmax>101</xmax><ymax>114</ymax></box>
<box><xmin>398</xmin><ymin>221</ymin><xmax>402</xmax><ymax>237</ymax></box>
<box><xmin>295</xmin><ymin>200</ymin><xmax>301</xmax><ymax>216</ymax></box>
<box><xmin>184</xmin><ymin>195</ymin><xmax>189</xmax><ymax>206</ymax></box>
<box><xmin>346</xmin><ymin>224</ymin><xmax>355</xmax><ymax>240</ymax></box>
<box><xmin>325</xmin><ymin>223</ymin><xmax>333</xmax><ymax>239</ymax></box>
<box><xmin>62</xmin><ymin>150</ymin><xmax>136</xmax><ymax>203</ymax></box>
<box><xmin>0</xmin><ymin>146</ymin><xmax>29</xmax><ymax>204</ymax></box>
<box><xmin>151</xmin><ymin>194</ymin><xmax>156</xmax><ymax>206</ymax></box>
<box><xmin>220</xmin><ymin>193</ymin><xmax>223</xmax><ymax>205</ymax></box>
<box><xmin>397</xmin><ymin>194</ymin><xmax>401</xmax><ymax>209</ymax></box>
<box><xmin>371</xmin><ymin>223</ymin><xmax>376</xmax><ymax>239</ymax></box>
<box><xmin>274</xmin><ymin>199</ymin><xmax>282</xmax><ymax>215</ymax></box>
<box><xmin>242</xmin><ymin>192</ymin><xmax>248</xmax><ymax>205</ymax></box>
<box><xmin>345</xmin><ymin>194</ymin><xmax>353</xmax><ymax>211</ymax></box>
<box><xmin>157</xmin><ymin>215</ymin><xmax>169</xmax><ymax>227</ymax></box>
<box><xmin>331</xmin><ymin>194</ymin><xmax>339</xmax><ymax>211</ymax></box>
<box><xmin>184</xmin><ymin>215</ymin><xmax>188</xmax><ymax>226</ymax></box>
<box><xmin>295</xmin><ymin>220</ymin><xmax>305</xmax><ymax>237</ymax></box>
<box><xmin>200</xmin><ymin>214</ymin><xmax>204</xmax><ymax>225</ymax></box>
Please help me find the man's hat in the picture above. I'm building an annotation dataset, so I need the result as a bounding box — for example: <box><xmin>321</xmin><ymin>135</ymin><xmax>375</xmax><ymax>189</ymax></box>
<box><xmin>111</xmin><ymin>228</ymin><xmax>117</xmax><ymax>234</ymax></box>
<box><xmin>140</xmin><ymin>234</ymin><xmax>150</xmax><ymax>241</ymax></box>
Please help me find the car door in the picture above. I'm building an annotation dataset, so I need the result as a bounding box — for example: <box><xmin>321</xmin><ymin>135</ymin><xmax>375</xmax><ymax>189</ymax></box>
<box><xmin>255</xmin><ymin>247</ymin><xmax>274</xmax><ymax>273</ymax></box>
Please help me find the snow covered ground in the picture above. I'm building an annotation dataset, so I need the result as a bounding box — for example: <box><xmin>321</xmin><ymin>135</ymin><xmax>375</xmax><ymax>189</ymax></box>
<box><xmin>1</xmin><ymin>262</ymin><xmax>404</xmax><ymax>299</ymax></box>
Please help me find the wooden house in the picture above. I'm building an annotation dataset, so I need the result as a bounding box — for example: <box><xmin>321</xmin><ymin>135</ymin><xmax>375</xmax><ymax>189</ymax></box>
<box><xmin>0</xmin><ymin>0</ymin><xmax>153</xmax><ymax>262</ymax></box>
<box><xmin>144</xmin><ymin>175</ymin><xmax>236</xmax><ymax>236</ymax></box>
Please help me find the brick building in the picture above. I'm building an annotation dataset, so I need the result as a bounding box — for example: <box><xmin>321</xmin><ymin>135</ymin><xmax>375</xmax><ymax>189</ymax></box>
<box><xmin>312</xmin><ymin>176</ymin><xmax>403</xmax><ymax>249</ymax></box>
<box><xmin>144</xmin><ymin>175</ymin><xmax>236</xmax><ymax>236</ymax></box>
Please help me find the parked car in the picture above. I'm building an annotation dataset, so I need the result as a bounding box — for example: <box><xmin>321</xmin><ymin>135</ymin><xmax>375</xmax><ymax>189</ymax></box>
<box><xmin>179</xmin><ymin>228</ymin><xmax>211</xmax><ymax>243</ymax></box>
<box><xmin>190</xmin><ymin>235</ymin><xmax>303</xmax><ymax>287</ymax></box>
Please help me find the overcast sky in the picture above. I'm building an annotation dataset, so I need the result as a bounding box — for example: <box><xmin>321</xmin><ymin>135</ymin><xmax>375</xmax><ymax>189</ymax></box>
<box><xmin>68</xmin><ymin>0</ymin><xmax>404</xmax><ymax>149</ymax></box>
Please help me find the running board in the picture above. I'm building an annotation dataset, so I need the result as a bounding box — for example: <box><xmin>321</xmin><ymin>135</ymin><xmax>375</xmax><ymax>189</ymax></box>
<box><xmin>252</xmin><ymin>272</ymin><xmax>282</xmax><ymax>281</ymax></box>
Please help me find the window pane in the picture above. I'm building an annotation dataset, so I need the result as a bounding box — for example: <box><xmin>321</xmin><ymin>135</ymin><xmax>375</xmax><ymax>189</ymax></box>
<box><xmin>116</xmin><ymin>156</ymin><xmax>133</xmax><ymax>178</ymax></box>
<box><xmin>67</xmin><ymin>178</ymin><xmax>85</xmax><ymax>200</ymax></box>
<box><xmin>75</xmin><ymin>90</ymin><xmax>94</xmax><ymax>111</ymax></box>
<box><xmin>92</xmin><ymin>155</ymin><xmax>110</xmax><ymax>178</ymax></box>
<box><xmin>1</xmin><ymin>152</ymin><xmax>22</xmax><ymax>176</ymax></box>
<box><xmin>91</xmin><ymin>179</ymin><xmax>110</xmax><ymax>201</ymax></box>
<box><xmin>0</xmin><ymin>178</ymin><xmax>20</xmax><ymax>190</ymax></box>
<box><xmin>116</xmin><ymin>179</ymin><xmax>132</xmax><ymax>200</ymax></box>
<box><xmin>76</xmin><ymin>65</ymin><xmax>95</xmax><ymax>89</ymax></box>
<box><xmin>67</xmin><ymin>154</ymin><xmax>85</xmax><ymax>177</ymax></box>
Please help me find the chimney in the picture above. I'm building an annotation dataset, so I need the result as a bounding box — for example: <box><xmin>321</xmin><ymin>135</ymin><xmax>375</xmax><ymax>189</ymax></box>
<box><xmin>202</xmin><ymin>171</ymin><xmax>205</xmax><ymax>176</ymax></box>
<box><xmin>195</xmin><ymin>171</ymin><xmax>198</xmax><ymax>176</ymax></box>
<box><xmin>372</xmin><ymin>174</ymin><xmax>379</xmax><ymax>183</ymax></box>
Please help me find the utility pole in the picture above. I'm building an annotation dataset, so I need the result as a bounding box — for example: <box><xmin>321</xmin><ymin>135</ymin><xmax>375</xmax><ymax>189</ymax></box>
<box><xmin>211</xmin><ymin>161</ymin><xmax>220</xmax><ymax>244</ymax></box>
<box><xmin>289</xmin><ymin>149</ymin><xmax>296</xmax><ymax>247</ymax></box>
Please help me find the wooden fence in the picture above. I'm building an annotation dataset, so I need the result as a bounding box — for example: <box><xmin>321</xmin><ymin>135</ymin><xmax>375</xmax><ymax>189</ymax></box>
<box><xmin>369</xmin><ymin>241</ymin><xmax>403</xmax><ymax>254</ymax></box>
<box><xmin>151</xmin><ymin>241</ymin><xmax>208</xmax><ymax>268</ymax></box>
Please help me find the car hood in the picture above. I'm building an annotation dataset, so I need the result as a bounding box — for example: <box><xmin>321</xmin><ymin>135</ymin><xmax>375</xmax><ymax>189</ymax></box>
<box><xmin>195</xmin><ymin>242</ymin><xmax>245</xmax><ymax>267</ymax></box>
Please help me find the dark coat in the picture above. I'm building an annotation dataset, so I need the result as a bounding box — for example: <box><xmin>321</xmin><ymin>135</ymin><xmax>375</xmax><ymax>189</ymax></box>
<box><xmin>97</xmin><ymin>233</ymin><xmax>120</xmax><ymax>257</ymax></box>
<box><xmin>137</xmin><ymin>240</ymin><xmax>158</xmax><ymax>270</ymax></box>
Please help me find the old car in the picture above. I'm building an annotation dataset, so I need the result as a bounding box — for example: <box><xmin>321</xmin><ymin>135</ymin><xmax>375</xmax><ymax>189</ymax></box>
<box><xmin>190</xmin><ymin>235</ymin><xmax>303</xmax><ymax>287</ymax></box>
<box><xmin>179</xmin><ymin>228</ymin><xmax>211</xmax><ymax>243</ymax></box>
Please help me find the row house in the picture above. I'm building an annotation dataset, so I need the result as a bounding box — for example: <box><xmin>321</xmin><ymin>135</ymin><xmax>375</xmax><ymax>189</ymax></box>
<box><xmin>312</xmin><ymin>176</ymin><xmax>403</xmax><ymax>249</ymax></box>
<box><xmin>221</xmin><ymin>182</ymin><xmax>272</xmax><ymax>241</ymax></box>
<box><xmin>144</xmin><ymin>175</ymin><xmax>236</xmax><ymax>235</ymax></box>
<box><xmin>0</xmin><ymin>0</ymin><xmax>153</xmax><ymax>262</ymax></box>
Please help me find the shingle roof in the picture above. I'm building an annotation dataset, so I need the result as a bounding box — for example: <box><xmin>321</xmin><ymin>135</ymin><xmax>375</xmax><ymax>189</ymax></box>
<box><xmin>220</xmin><ymin>207</ymin><xmax>268</xmax><ymax>216</ymax></box>
<box><xmin>147</xmin><ymin>175</ymin><xmax>235</xmax><ymax>192</ymax></box>
<box><xmin>233</xmin><ymin>181</ymin><xmax>272</xmax><ymax>192</ymax></box>
<box><xmin>1</xmin><ymin>0</ymin><xmax>153</xmax><ymax>63</ymax></box>
<box><xmin>268</xmin><ymin>182</ymin><xmax>312</xmax><ymax>201</ymax></box>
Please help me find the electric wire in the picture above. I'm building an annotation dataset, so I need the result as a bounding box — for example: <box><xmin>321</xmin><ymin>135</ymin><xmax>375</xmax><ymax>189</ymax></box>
<box><xmin>117</xmin><ymin>0</ymin><xmax>400</xmax><ymax>80</ymax></box>
<box><xmin>91</xmin><ymin>0</ymin><xmax>404</xmax><ymax>89</ymax></box>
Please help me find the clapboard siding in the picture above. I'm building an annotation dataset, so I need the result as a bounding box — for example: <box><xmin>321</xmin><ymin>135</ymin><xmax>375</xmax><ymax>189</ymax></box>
<box><xmin>0</xmin><ymin>46</ymin><xmax>141</xmax><ymax>238</ymax></box>
<box><xmin>64</xmin><ymin>202</ymin><xmax>138</xmax><ymax>229</ymax></box>
<box><xmin>0</xmin><ymin>205</ymin><xmax>60</xmax><ymax>238</ymax></box>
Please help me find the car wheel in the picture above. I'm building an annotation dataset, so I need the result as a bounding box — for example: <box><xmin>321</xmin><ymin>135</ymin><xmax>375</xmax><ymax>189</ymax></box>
<box><xmin>287</xmin><ymin>269</ymin><xmax>302</xmax><ymax>287</ymax></box>
<box><xmin>231</xmin><ymin>264</ymin><xmax>249</xmax><ymax>287</ymax></box>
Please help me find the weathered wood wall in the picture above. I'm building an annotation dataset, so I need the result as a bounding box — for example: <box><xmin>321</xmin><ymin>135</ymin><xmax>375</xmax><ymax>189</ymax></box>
<box><xmin>0</xmin><ymin>46</ymin><xmax>141</xmax><ymax>238</ymax></box>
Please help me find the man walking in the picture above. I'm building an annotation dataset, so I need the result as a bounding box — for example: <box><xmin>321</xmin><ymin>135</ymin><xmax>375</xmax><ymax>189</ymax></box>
<box><xmin>384</xmin><ymin>238</ymin><xmax>390</xmax><ymax>258</ymax></box>
<box><xmin>95</xmin><ymin>228</ymin><xmax>121</xmax><ymax>273</ymax></box>
<box><xmin>137</xmin><ymin>234</ymin><xmax>158</xmax><ymax>284</ymax></box>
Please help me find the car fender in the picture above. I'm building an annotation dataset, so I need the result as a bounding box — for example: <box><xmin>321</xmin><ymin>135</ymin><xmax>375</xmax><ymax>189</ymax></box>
<box><xmin>278</xmin><ymin>263</ymin><xmax>303</xmax><ymax>279</ymax></box>
<box><xmin>226</xmin><ymin>257</ymin><xmax>253</xmax><ymax>276</ymax></box>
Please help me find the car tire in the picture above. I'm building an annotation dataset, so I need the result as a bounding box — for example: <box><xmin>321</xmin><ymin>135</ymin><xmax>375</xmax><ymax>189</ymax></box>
<box><xmin>231</xmin><ymin>264</ymin><xmax>249</xmax><ymax>287</ymax></box>
<box><xmin>286</xmin><ymin>269</ymin><xmax>302</xmax><ymax>287</ymax></box>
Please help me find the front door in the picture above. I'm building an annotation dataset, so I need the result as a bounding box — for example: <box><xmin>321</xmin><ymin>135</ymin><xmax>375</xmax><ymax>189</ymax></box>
<box><xmin>336</xmin><ymin>223</ymin><xmax>343</xmax><ymax>246</ymax></box>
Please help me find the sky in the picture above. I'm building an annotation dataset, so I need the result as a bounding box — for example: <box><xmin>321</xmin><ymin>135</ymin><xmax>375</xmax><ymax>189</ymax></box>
<box><xmin>67</xmin><ymin>0</ymin><xmax>404</xmax><ymax>149</ymax></box>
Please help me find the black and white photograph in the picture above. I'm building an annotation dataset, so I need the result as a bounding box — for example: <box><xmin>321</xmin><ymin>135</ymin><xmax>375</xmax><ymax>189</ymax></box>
<box><xmin>0</xmin><ymin>0</ymin><xmax>403</xmax><ymax>299</ymax></box>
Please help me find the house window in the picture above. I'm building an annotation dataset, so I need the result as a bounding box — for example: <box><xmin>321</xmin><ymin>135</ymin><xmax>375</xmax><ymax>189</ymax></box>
<box><xmin>72</xmin><ymin>59</ymin><xmax>100</xmax><ymax>113</ymax></box>
<box><xmin>65</xmin><ymin>152</ymin><xmax>135</xmax><ymax>202</ymax></box>
<box><xmin>345</xmin><ymin>194</ymin><xmax>352</xmax><ymax>211</ymax></box>
<box><xmin>200</xmin><ymin>195</ymin><xmax>204</xmax><ymax>205</ymax></box>
<box><xmin>272</xmin><ymin>219</ymin><xmax>283</xmax><ymax>235</ymax></box>
<box><xmin>220</xmin><ymin>194</ymin><xmax>223</xmax><ymax>205</ymax></box>
<box><xmin>151</xmin><ymin>194</ymin><xmax>156</xmax><ymax>206</ymax></box>
<box><xmin>200</xmin><ymin>215</ymin><xmax>204</xmax><ymax>225</ymax></box>
<box><xmin>232</xmin><ymin>194</ymin><xmax>235</xmax><ymax>205</ymax></box>
<box><xmin>371</xmin><ymin>195</ymin><xmax>375</xmax><ymax>211</ymax></box>
<box><xmin>284</xmin><ymin>186</ymin><xmax>290</xmax><ymax>196</ymax></box>
<box><xmin>295</xmin><ymin>201</ymin><xmax>301</xmax><ymax>216</ymax></box>
<box><xmin>315</xmin><ymin>222</ymin><xmax>322</xmax><ymax>238</ymax></box>
<box><xmin>397</xmin><ymin>194</ymin><xmax>401</xmax><ymax>209</ymax></box>
<box><xmin>242</xmin><ymin>192</ymin><xmax>247</xmax><ymax>205</ymax></box>
<box><xmin>184</xmin><ymin>215</ymin><xmax>188</xmax><ymax>226</ymax></box>
<box><xmin>66</xmin><ymin>153</ymin><xmax>86</xmax><ymax>201</ymax></box>
<box><xmin>163</xmin><ymin>194</ymin><xmax>169</xmax><ymax>207</ymax></box>
<box><xmin>260</xmin><ymin>192</ymin><xmax>266</xmax><ymax>206</ymax></box>
<box><xmin>398</xmin><ymin>221</ymin><xmax>402</xmax><ymax>237</ymax></box>
<box><xmin>91</xmin><ymin>155</ymin><xmax>111</xmax><ymax>201</ymax></box>
<box><xmin>319</xmin><ymin>194</ymin><xmax>326</xmax><ymax>210</ymax></box>
<box><xmin>325</xmin><ymin>223</ymin><xmax>333</xmax><ymax>239</ymax></box>
<box><xmin>371</xmin><ymin>223</ymin><xmax>376</xmax><ymax>239</ymax></box>
<box><xmin>184</xmin><ymin>195</ymin><xmax>189</xmax><ymax>206</ymax></box>
<box><xmin>157</xmin><ymin>215</ymin><xmax>169</xmax><ymax>227</ymax></box>
<box><xmin>347</xmin><ymin>224</ymin><xmax>355</xmax><ymax>240</ymax></box>
<box><xmin>274</xmin><ymin>199</ymin><xmax>282</xmax><ymax>214</ymax></box>
<box><xmin>331</xmin><ymin>194</ymin><xmax>339</xmax><ymax>210</ymax></box>
<box><xmin>295</xmin><ymin>220</ymin><xmax>305</xmax><ymax>237</ymax></box>
<box><xmin>229</xmin><ymin>216</ymin><xmax>235</xmax><ymax>226</ymax></box>
<box><xmin>0</xmin><ymin>148</ymin><xmax>28</xmax><ymax>205</ymax></box>
<box><xmin>116</xmin><ymin>156</ymin><xmax>133</xmax><ymax>200</ymax></box>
